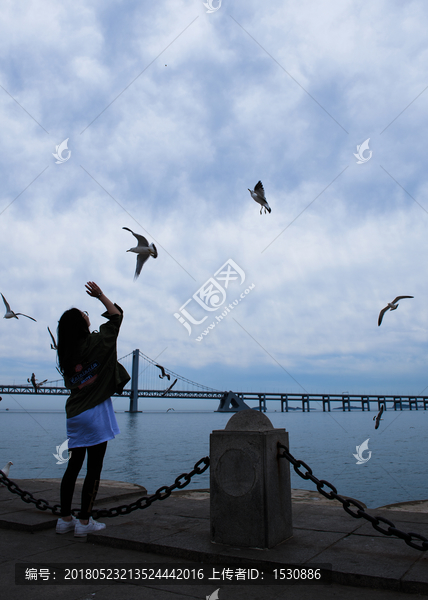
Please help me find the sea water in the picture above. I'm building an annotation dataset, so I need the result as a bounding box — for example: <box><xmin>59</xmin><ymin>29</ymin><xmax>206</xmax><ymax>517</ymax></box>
<box><xmin>0</xmin><ymin>409</ymin><xmax>426</xmax><ymax>509</ymax></box>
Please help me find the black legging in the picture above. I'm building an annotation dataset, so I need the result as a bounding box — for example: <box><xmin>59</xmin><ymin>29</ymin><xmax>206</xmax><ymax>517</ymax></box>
<box><xmin>60</xmin><ymin>441</ymin><xmax>107</xmax><ymax>519</ymax></box>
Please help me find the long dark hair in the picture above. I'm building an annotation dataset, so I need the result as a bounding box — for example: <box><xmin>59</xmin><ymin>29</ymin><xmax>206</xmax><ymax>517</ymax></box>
<box><xmin>57</xmin><ymin>308</ymin><xmax>90</xmax><ymax>376</ymax></box>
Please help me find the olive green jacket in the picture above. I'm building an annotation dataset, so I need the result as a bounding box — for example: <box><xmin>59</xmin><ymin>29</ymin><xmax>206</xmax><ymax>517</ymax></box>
<box><xmin>64</xmin><ymin>305</ymin><xmax>130</xmax><ymax>419</ymax></box>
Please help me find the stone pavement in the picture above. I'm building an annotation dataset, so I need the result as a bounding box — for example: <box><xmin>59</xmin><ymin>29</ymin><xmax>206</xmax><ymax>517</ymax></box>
<box><xmin>0</xmin><ymin>478</ymin><xmax>427</xmax><ymax>599</ymax></box>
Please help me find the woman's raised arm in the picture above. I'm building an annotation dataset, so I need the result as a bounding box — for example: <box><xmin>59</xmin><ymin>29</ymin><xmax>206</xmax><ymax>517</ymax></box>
<box><xmin>85</xmin><ymin>282</ymin><xmax>120</xmax><ymax>316</ymax></box>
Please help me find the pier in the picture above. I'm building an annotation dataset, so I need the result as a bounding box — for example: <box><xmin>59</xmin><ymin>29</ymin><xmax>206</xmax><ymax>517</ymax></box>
<box><xmin>232</xmin><ymin>392</ymin><xmax>428</xmax><ymax>412</ymax></box>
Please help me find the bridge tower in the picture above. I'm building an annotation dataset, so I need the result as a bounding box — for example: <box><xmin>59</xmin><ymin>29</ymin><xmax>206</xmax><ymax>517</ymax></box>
<box><xmin>128</xmin><ymin>349</ymin><xmax>141</xmax><ymax>413</ymax></box>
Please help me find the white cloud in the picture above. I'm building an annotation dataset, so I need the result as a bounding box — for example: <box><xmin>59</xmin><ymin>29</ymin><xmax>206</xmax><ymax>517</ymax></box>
<box><xmin>1</xmin><ymin>0</ymin><xmax>428</xmax><ymax>411</ymax></box>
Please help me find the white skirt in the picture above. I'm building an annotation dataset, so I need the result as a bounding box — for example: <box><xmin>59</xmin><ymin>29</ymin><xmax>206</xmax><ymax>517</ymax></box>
<box><xmin>66</xmin><ymin>398</ymin><xmax>120</xmax><ymax>448</ymax></box>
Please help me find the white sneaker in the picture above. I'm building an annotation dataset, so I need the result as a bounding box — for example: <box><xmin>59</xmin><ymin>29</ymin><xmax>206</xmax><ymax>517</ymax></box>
<box><xmin>74</xmin><ymin>517</ymin><xmax>106</xmax><ymax>538</ymax></box>
<box><xmin>56</xmin><ymin>515</ymin><xmax>77</xmax><ymax>534</ymax></box>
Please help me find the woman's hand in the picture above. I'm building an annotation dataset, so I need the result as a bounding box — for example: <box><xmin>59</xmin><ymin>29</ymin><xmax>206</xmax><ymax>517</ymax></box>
<box><xmin>85</xmin><ymin>281</ymin><xmax>103</xmax><ymax>298</ymax></box>
<box><xmin>85</xmin><ymin>282</ymin><xmax>120</xmax><ymax>316</ymax></box>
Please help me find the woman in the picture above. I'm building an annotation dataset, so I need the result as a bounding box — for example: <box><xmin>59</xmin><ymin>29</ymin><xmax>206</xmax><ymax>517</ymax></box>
<box><xmin>55</xmin><ymin>281</ymin><xmax>130</xmax><ymax>537</ymax></box>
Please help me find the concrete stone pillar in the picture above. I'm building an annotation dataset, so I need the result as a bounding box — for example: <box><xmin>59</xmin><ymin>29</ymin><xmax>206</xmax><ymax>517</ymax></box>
<box><xmin>210</xmin><ymin>409</ymin><xmax>292</xmax><ymax>549</ymax></box>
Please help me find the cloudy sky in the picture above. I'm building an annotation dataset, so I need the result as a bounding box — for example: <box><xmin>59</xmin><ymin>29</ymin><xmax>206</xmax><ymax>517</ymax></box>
<box><xmin>1</xmin><ymin>0</ymin><xmax>428</xmax><ymax>411</ymax></box>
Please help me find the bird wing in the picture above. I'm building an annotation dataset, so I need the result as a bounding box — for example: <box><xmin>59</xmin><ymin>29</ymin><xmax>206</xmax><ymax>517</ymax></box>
<box><xmin>161</xmin><ymin>378</ymin><xmax>177</xmax><ymax>396</ymax></box>
<box><xmin>16</xmin><ymin>313</ymin><xmax>37</xmax><ymax>322</ymax></box>
<box><xmin>378</xmin><ymin>307</ymin><xmax>388</xmax><ymax>326</ymax></box>
<box><xmin>374</xmin><ymin>405</ymin><xmax>384</xmax><ymax>429</ymax></box>
<box><xmin>156</xmin><ymin>364</ymin><xmax>166</xmax><ymax>377</ymax></box>
<box><xmin>48</xmin><ymin>326</ymin><xmax>58</xmax><ymax>350</ymax></box>
<box><xmin>391</xmin><ymin>296</ymin><xmax>414</xmax><ymax>303</ymax></box>
<box><xmin>123</xmin><ymin>227</ymin><xmax>149</xmax><ymax>247</ymax></box>
<box><xmin>1</xmin><ymin>461</ymin><xmax>12</xmax><ymax>477</ymax></box>
<box><xmin>135</xmin><ymin>253</ymin><xmax>150</xmax><ymax>278</ymax></box>
<box><xmin>156</xmin><ymin>364</ymin><xmax>170</xmax><ymax>380</ymax></box>
<box><xmin>254</xmin><ymin>181</ymin><xmax>266</xmax><ymax>200</ymax></box>
<box><xmin>1</xmin><ymin>293</ymin><xmax>11</xmax><ymax>312</ymax></box>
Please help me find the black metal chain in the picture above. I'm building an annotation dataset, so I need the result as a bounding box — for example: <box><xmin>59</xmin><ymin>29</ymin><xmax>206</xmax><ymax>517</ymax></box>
<box><xmin>0</xmin><ymin>456</ymin><xmax>210</xmax><ymax>519</ymax></box>
<box><xmin>278</xmin><ymin>443</ymin><xmax>428</xmax><ymax>551</ymax></box>
<box><xmin>5</xmin><ymin>445</ymin><xmax>426</xmax><ymax>552</ymax></box>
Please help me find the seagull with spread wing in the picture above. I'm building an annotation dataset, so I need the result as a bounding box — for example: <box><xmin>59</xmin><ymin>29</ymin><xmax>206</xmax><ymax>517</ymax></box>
<box><xmin>248</xmin><ymin>181</ymin><xmax>271</xmax><ymax>214</ymax></box>
<box><xmin>373</xmin><ymin>404</ymin><xmax>384</xmax><ymax>430</ymax></box>
<box><xmin>1</xmin><ymin>293</ymin><xmax>36</xmax><ymax>321</ymax></box>
<box><xmin>27</xmin><ymin>373</ymin><xmax>47</xmax><ymax>393</ymax></box>
<box><xmin>156</xmin><ymin>364</ymin><xmax>171</xmax><ymax>380</ymax></box>
<box><xmin>161</xmin><ymin>378</ymin><xmax>177</xmax><ymax>397</ymax></box>
<box><xmin>123</xmin><ymin>227</ymin><xmax>158</xmax><ymax>280</ymax></box>
<box><xmin>378</xmin><ymin>296</ymin><xmax>414</xmax><ymax>326</ymax></box>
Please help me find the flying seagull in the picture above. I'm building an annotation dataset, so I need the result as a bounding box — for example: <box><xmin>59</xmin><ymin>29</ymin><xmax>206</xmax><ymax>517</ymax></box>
<box><xmin>373</xmin><ymin>405</ymin><xmax>384</xmax><ymax>430</ymax></box>
<box><xmin>378</xmin><ymin>296</ymin><xmax>414</xmax><ymax>326</ymax></box>
<box><xmin>156</xmin><ymin>364</ymin><xmax>171</xmax><ymax>380</ymax></box>
<box><xmin>27</xmin><ymin>373</ymin><xmax>47</xmax><ymax>393</ymax></box>
<box><xmin>1</xmin><ymin>293</ymin><xmax>36</xmax><ymax>321</ymax></box>
<box><xmin>123</xmin><ymin>227</ymin><xmax>158</xmax><ymax>279</ymax></box>
<box><xmin>48</xmin><ymin>326</ymin><xmax>58</xmax><ymax>350</ymax></box>
<box><xmin>248</xmin><ymin>181</ymin><xmax>271</xmax><ymax>214</ymax></box>
<box><xmin>161</xmin><ymin>378</ymin><xmax>177</xmax><ymax>397</ymax></box>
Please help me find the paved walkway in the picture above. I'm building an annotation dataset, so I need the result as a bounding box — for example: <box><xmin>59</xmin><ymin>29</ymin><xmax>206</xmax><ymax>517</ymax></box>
<box><xmin>0</xmin><ymin>479</ymin><xmax>427</xmax><ymax>599</ymax></box>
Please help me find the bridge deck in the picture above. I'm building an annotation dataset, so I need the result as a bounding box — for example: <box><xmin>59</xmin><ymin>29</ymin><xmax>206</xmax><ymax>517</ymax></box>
<box><xmin>1</xmin><ymin>386</ymin><xmax>427</xmax><ymax>411</ymax></box>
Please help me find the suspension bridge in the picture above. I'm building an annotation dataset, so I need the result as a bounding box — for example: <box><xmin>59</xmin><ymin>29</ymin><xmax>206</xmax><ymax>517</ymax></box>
<box><xmin>0</xmin><ymin>349</ymin><xmax>427</xmax><ymax>412</ymax></box>
<box><xmin>0</xmin><ymin>350</ymin><xmax>223</xmax><ymax>411</ymax></box>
